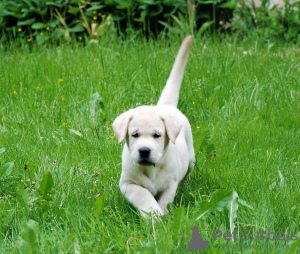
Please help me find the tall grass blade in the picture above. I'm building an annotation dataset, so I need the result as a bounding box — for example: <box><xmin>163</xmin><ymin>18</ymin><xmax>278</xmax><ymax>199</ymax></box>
<box><xmin>228</xmin><ymin>190</ymin><xmax>238</xmax><ymax>235</ymax></box>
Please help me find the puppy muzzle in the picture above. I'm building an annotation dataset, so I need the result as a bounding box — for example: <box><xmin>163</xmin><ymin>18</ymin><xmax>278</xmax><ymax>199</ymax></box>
<box><xmin>138</xmin><ymin>147</ymin><xmax>154</xmax><ymax>166</ymax></box>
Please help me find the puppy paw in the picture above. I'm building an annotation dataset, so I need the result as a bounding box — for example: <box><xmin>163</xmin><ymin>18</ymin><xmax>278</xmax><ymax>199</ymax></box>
<box><xmin>158</xmin><ymin>202</ymin><xmax>170</xmax><ymax>214</ymax></box>
<box><xmin>140</xmin><ymin>206</ymin><xmax>164</xmax><ymax>219</ymax></box>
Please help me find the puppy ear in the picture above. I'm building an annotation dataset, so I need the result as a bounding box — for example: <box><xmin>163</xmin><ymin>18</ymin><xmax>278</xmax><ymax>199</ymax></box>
<box><xmin>161</xmin><ymin>114</ymin><xmax>182</xmax><ymax>144</ymax></box>
<box><xmin>112</xmin><ymin>110</ymin><xmax>133</xmax><ymax>143</ymax></box>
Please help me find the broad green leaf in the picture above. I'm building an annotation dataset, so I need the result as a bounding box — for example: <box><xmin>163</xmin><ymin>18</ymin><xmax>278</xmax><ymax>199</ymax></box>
<box><xmin>213</xmin><ymin>85</ymin><xmax>221</xmax><ymax>93</ymax></box>
<box><xmin>21</xmin><ymin>8</ymin><xmax>31</xmax><ymax>14</ymax></box>
<box><xmin>208</xmin><ymin>247</ymin><xmax>225</xmax><ymax>253</ymax></box>
<box><xmin>16</xmin><ymin>186</ymin><xmax>29</xmax><ymax>210</ymax></box>
<box><xmin>31</xmin><ymin>22</ymin><xmax>47</xmax><ymax>30</ymax></box>
<box><xmin>104</xmin><ymin>0</ymin><xmax>114</xmax><ymax>5</ymax></box>
<box><xmin>201</xmin><ymin>0</ymin><xmax>223</xmax><ymax>4</ymax></box>
<box><xmin>36</xmin><ymin>33</ymin><xmax>49</xmax><ymax>44</ymax></box>
<box><xmin>0</xmin><ymin>10</ymin><xmax>14</xmax><ymax>17</ymax></box>
<box><xmin>68</xmin><ymin>7</ymin><xmax>80</xmax><ymax>15</ymax></box>
<box><xmin>20</xmin><ymin>220</ymin><xmax>39</xmax><ymax>254</ymax></box>
<box><xmin>100</xmin><ymin>174</ymin><xmax>109</xmax><ymax>185</ymax></box>
<box><xmin>228</xmin><ymin>190</ymin><xmax>238</xmax><ymax>235</ymax></box>
<box><xmin>199</xmin><ymin>131</ymin><xmax>211</xmax><ymax>151</ymax></box>
<box><xmin>134</xmin><ymin>10</ymin><xmax>148</xmax><ymax>23</ymax></box>
<box><xmin>70</xmin><ymin>0</ymin><xmax>81</xmax><ymax>4</ymax></box>
<box><xmin>37</xmin><ymin>172</ymin><xmax>55</xmax><ymax>200</ymax></box>
<box><xmin>46</xmin><ymin>2</ymin><xmax>61</xmax><ymax>7</ymax></box>
<box><xmin>23</xmin><ymin>0</ymin><xmax>34</xmax><ymax>8</ymax></box>
<box><xmin>54</xmin><ymin>28</ymin><xmax>66</xmax><ymax>39</ymax></box>
<box><xmin>163</xmin><ymin>0</ymin><xmax>176</xmax><ymax>6</ymax></box>
<box><xmin>69</xmin><ymin>129</ymin><xmax>82</xmax><ymax>137</ymax></box>
<box><xmin>0</xmin><ymin>147</ymin><xmax>5</xmax><ymax>155</ymax></box>
<box><xmin>17</xmin><ymin>18</ymin><xmax>36</xmax><ymax>26</ymax></box>
<box><xmin>197</xmin><ymin>21</ymin><xmax>215</xmax><ymax>37</ymax></box>
<box><xmin>288</xmin><ymin>235</ymin><xmax>300</xmax><ymax>254</ymax></box>
<box><xmin>85</xmin><ymin>5</ymin><xmax>105</xmax><ymax>13</ymax></box>
<box><xmin>135</xmin><ymin>0</ymin><xmax>158</xmax><ymax>5</ymax></box>
<box><xmin>68</xmin><ymin>23</ymin><xmax>85</xmax><ymax>33</ymax></box>
<box><xmin>206</xmin><ymin>143</ymin><xmax>215</xmax><ymax>158</ymax></box>
<box><xmin>194</xmin><ymin>189</ymin><xmax>234</xmax><ymax>221</ymax></box>
<box><xmin>173</xmin><ymin>206</ymin><xmax>185</xmax><ymax>240</ymax></box>
<box><xmin>116</xmin><ymin>2</ymin><xmax>133</xmax><ymax>9</ymax></box>
<box><xmin>0</xmin><ymin>10</ymin><xmax>23</xmax><ymax>18</ymax></box>
<box><xmin>95</xmin><ymin>193</ymin><xmax>107</xmax><ymax>216</ymax></box>
<box><xmin>218</xmin><ymin>0</ymin><xmax>238</xmax><ymax>9</ymax></box>
<box><xmin>30</xmin><ymin>7</ymin><xmax>48</xmax><ymax>16</ymax></box>
<box><xmin>161</xmin><ymin>234</ymin><xmax>174</xmax><ymax>253</ymax></box>
<box><xmin>47</xmin><ymin>19</ymin><xmax>59</xmax><ymax>28</ymax></box>
<box><xmin>0</xmin><ymin>162</ymin><xmax>14</xmax><ymax>180</ymax></box>
<box><xmin>149</xmin><ymin>5</ymin><xmax>163</xmax><ymax>17</ymax></box>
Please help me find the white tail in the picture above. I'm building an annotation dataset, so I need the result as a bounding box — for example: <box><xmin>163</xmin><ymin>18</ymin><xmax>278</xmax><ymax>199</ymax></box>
<box><xmin>157</xmin><ymin>36</ymin><xmax>193</xmax><ymax>107</ymax></box>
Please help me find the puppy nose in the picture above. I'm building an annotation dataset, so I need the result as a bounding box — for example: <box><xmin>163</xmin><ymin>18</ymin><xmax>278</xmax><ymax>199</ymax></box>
<box><xmin>139</xmin><ymin>147</ymin><xmax>151</xmax><ymax>158</ymax></box>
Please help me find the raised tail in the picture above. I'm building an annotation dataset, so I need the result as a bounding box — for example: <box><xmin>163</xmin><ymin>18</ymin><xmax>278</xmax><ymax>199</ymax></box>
<box><xmin>157</xmin><ymin>36</ymin><xmax>193</xmax><ymax>107</ymax></box>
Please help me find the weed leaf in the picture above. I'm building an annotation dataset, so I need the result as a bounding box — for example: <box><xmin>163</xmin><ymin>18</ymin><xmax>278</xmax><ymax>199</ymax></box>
<box><xmin>95</xmin><ymin>193</ymin><xmax>107</xmax><ymax>217</ymax></box>
<box><xmin>173</xmin><ymin>206</ymin><xmax>185</xmax><ymax>240</ymax></box>
<box><xmin>197</xmin><ymin>21</ymin><xmax>215</xmax><ymax>37</ymax></box>
<box><xmin>0</xmin><ymin>147</ymin><xmax>6</xmax><ymax>155</ymax></box>
<box><xmin>20</xmin><ymin>220</ymin><xmax>39</xmax><ymax>254</ymax></box>
<box><xmin>199</xmin><ymin>131</ymin><xmax>211</xmax><ymax>151</ymax></box>
<box><xmin>37</xmin><ymin>172</ymin><xmax>55</xmax><ymax>200</ymax></box>
<box><xmin>206</xmin><ymin>144</ymin><xmax>215</xmax><ymax>159</ymax></box>
<box><xmin>194</xmin><ymin>189</ymin><xmax>233</xmax><ymax>221</ymax></box>
<box><xmin>69</xmin><ymin>129</ymin><xmax>83</xmax><ymax>137</ymax></box>
<box><xmin>288</xmin><ymin>234</ymin><xmax>300</xmax><ymax>254</ymax></box>
<box><xmin>0</xmin><ymin>162</ymin><xmax>14</xmax><ymax>180</ymax></box>
<box><xmin>16</xmin><ymin>186</ymin><xmax>29</xmax><ymax>210</ymax></box>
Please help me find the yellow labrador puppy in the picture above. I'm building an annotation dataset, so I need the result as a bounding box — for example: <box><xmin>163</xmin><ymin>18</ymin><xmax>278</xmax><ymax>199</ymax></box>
<box><xmin>113</xmin><ymin>36</ymin><xmax>194</xmax><ymax>218</ymax></box>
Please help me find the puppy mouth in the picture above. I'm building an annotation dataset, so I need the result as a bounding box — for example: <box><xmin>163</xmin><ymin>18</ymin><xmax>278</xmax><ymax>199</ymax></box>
<box><xmin>138</xmin><ymin>159</ymin><xmax>155</xmax><ymax>167</ymax></box>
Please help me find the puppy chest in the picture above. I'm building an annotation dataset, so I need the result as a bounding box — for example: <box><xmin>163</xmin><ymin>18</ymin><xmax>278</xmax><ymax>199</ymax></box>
<box><xmin>141</xmin><ymin>170</ymin><xmax>172</xmax><ymax>194</ymax></box>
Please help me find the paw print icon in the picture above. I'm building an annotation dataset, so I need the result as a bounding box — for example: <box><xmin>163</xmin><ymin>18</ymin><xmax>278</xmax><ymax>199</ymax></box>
<box><xmin>256</xmin><ymin>230</ymin><xmax>266</xmax><ymax>240</ymax></box>
<box><xmin>188</xmin><ymin>226</ymin><xmax>209</xmax><ymax>250</ymax></box>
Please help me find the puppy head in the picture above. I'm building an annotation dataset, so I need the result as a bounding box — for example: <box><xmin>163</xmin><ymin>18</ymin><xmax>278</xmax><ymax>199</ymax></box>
<box><xmin>112</xmin><ymin>106</ymin><xmax>181</xmax><ymax>166</ymax></box>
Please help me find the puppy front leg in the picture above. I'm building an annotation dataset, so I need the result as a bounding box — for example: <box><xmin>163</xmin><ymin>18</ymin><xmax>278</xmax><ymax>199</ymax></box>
<box><xmin>121</xmin><ymin>183</ymin><xmax>164</xmax><ymax>218</ymax></box>
<box><xmin>157</xmin><ymin>181</ymin><xmax>178</xmax><ymax>214</ymax></box>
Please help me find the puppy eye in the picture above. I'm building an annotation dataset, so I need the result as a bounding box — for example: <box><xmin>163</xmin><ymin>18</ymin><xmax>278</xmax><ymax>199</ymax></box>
<box><xmin>132</xmin><ymin>133</ymin><xmax>139</xmax><ymax>138</ymax></box>
<box><xmin>154</xmin><ymin>133</ymin><xmax>161</xmax><ymax>139</ymax></box>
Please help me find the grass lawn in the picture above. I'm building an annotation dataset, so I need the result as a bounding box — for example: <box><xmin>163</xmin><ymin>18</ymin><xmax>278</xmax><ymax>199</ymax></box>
<box><xmin>0</xmin><ymin>36</ymin><xmax>299</xmax><ymax>253</ymax></box>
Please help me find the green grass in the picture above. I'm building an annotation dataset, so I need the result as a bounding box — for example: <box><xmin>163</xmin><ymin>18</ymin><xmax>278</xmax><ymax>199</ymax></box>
<box><xmin>0</xmin><ymin>36</ymin><xmax>299</xmax><ymax>253</ymax></box>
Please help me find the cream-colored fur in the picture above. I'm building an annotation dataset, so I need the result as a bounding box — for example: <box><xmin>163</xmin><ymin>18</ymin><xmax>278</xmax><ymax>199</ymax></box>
<box><xmin>112</xmin><ymin>36</ymin><xmax>195</xmax><ymax>218</ymax></box>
